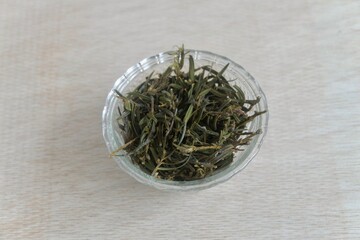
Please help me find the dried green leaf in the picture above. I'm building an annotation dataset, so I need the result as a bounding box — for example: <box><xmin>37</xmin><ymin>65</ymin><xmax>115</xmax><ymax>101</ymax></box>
<box><xmin>113</xmin><ymin>45</ymin><xmax>266</xmax><ymax>181</ymax></box>
<box><xmin>183</xmin><ymin>104</ymin><xmax>194</xmax><ymax>124</ymax></box>
<box><xmin>189</xmin><ymin>55</ymin><xmax>195</xmax><ymax>82</ymax></box>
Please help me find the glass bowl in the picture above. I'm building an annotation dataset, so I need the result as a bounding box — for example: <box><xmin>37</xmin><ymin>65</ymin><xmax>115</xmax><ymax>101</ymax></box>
<box><xmin>102</xmin><ymin>49</ymin><xmax>269</xmax><ymax>191</ymax></box>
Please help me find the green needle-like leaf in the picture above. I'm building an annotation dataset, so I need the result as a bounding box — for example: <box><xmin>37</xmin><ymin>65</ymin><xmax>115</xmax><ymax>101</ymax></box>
<box><xmin>112</xmin><ymin>45</ymin><xmax>266</xmax><ymax>181</ymax></box>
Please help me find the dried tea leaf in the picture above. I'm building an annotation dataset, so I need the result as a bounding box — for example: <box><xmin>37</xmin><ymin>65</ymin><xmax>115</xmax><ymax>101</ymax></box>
<box><xmin>112</xmin><ymin>46</ymin><xmax>266</xmax><ymax>181</ymax></box>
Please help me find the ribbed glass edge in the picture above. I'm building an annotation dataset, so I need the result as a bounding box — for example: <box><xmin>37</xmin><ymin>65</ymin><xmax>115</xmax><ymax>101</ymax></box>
<box><xmin>102</xmin><ymin>49</ymin><xmax>269</xmax><ymax>191</ymax></box>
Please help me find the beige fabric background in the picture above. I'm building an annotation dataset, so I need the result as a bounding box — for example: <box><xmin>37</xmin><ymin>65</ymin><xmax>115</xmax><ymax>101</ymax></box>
<box><xmin>1</xmin><ymin>0</ymin><xmax>359</xmax><ymax>239</ymax></box>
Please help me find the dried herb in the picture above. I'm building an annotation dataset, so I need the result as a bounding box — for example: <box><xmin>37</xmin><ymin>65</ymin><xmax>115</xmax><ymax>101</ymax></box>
<box><xmin>112</xmin><ymin>46</ymin><xmax>266</xmax><ymax>181</ymax></box>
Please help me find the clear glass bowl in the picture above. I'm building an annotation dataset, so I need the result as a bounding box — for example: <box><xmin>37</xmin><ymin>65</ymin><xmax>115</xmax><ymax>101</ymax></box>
<box><xmin>102</xmin><ymin>49</ymin><xmax>269</xmax><ymax>191</ymax></box>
